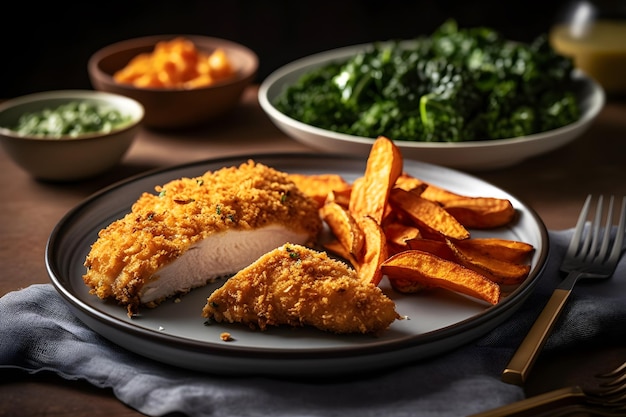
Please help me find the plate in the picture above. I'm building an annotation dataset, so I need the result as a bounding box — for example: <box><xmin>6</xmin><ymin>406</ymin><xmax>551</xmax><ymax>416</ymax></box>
<box><xmin>258</xmin><ymin>42</ymin><xmax>605</xmax><ymax>171</ymax></box>
<box><xmin>46</xmin><ymin>154</ymin><xmax>548</xmax><ymax>377</ymax></box>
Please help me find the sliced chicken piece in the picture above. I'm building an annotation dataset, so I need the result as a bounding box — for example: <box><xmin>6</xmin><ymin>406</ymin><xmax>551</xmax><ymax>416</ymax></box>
<box><xmin>140</xmin><ymin>225</ymin><xmax>308</xmax><ymax>304</ymax></box>
<box><xmin>203</xmin><ymin>243</ymin><xmax>401</xmax><ymax>335</ymax></box>
<box><xmin>83</xmin><ymin>161</ymin><xmax>322</xmax><ymax>316</ymax></box>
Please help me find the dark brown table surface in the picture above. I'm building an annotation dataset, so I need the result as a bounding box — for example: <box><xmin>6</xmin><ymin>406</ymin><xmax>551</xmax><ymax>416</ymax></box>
<box><xmin>1</xmin><ymin>86</ymin><xmax>625</xmax><ymax>416</ymax></box>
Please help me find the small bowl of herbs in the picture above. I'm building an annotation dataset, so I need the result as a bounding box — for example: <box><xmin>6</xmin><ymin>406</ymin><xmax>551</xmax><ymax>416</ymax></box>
<box><xmin>0</xmin><ymin>90</ymin><xmax>144</xmax><ymax>181</ymax></box>
<box><xmin>259</xmin><ymin>20</ymin><xmax>605</xmax><ymax>171</ymax></box>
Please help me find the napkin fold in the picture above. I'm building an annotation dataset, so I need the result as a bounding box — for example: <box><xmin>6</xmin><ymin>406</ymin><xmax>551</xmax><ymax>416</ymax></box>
<box><xmin>1</xmin><ymin>229</ymin><xmax>625</xmax><ymax>417</ymax></box>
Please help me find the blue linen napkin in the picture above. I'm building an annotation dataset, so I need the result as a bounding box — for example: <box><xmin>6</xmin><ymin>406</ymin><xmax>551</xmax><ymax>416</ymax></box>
<box><xmin>1</xmin><ymin>229</ymin><xmax>625</xmax><ymax>417</ymax></box>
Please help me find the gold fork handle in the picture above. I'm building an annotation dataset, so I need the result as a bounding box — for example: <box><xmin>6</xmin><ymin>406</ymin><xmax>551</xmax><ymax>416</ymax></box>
<box><xmin>502</xmin><ymin>288</ymin><xmax>572</xmax><ymax>385</ymax></box>
<box><xmin>468</xmin><ymin>386</ymin><xmax>585</xmax><ymax>417</ymax></box>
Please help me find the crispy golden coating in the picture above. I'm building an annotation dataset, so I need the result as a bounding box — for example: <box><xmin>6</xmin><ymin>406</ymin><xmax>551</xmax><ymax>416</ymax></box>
<box><xmin>202</xmin><ymin>244</ymin><xmax>401</xmax><ymax>335</ymax></box>
<box><xmin>83</xmin><ymin>161</ymin><xmax>322</xmax><ymax>315</ymax></box>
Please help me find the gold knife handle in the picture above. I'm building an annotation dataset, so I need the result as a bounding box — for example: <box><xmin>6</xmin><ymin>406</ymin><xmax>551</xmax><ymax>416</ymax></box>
<box><xmin>502</xmin><ymin>288</ymin><xmax>572</xmax><ymax>385</ymax></box>
<box><xmin>468</xmin><ymin>386</ymin><xmax>585</xmax><ymax>417</ymax></box>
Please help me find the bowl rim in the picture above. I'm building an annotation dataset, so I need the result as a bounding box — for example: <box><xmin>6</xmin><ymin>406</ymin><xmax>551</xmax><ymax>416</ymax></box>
<box><xmin>258</xmin><ymin>41</ymin><xmax>605</xmax><ymax>151</ymax></box>
<box><xmin>88</xmin><ymin>34</ymin><xmax>259</xmax><ymax>92</ymax></box>
<box><xmin>0</xmin><ymin>89</ymin><xmax>144</xmax><ymax>142</ymax></box>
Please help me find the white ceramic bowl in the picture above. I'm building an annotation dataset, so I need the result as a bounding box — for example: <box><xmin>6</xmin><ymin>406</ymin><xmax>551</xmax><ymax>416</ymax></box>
<box><xmin>0</xmin><ymin>90</ymin><xmax>144</xmax><ymax>181</ymax></box>
<box><xmin>259</xmin><ymin>43</ymin><xmax>605</xmax><ymax>171</ymax></box>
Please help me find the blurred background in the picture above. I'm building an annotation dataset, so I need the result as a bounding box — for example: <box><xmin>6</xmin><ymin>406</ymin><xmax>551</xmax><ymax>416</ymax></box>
<box><xmin>2</xmin><ymin>0</ymin><xmax>568</xmax><ymax>98</ymax></box>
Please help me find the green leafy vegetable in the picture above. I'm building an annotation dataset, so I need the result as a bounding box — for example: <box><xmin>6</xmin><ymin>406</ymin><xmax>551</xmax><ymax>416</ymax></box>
<box><xmin>11</xmin><ymin>101</ymin><xmax>131</xmax><ymax>138</ymax></box>
<box><xmin>274</xmin><ymin>20</ymin><xmax>580</xmax><ymax>142</ymax></box>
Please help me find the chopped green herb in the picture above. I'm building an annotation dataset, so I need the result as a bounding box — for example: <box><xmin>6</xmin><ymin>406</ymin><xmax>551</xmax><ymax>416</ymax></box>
<box><xmin>285</xmin><ymin>247</ymin><xmax>300</xmax><ymax>259</ymax></box>
<box><xmin>9</xmin><ymin>101</ymin><xmax>132</xmax><ymax>138</ymax></box>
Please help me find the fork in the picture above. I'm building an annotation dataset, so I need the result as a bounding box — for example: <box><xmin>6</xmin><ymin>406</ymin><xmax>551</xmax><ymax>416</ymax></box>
<box><xmin>502</xmin><ymin>194</ymin><xmax>626</xmax><ymax>386</ymax></box>
<box><xmin>470</xmin><ymin>361</ymin><xmax>626</xmax><ymax>416</ymax></box>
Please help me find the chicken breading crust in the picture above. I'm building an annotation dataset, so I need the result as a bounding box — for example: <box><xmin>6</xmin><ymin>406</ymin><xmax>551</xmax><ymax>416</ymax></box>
<box><xmin>83</xmin><ymin>161</ymin><xmax>322</xmax><ymax>315</ymax></box>
<box><xmin>202</xmin><ymin>243</ymin><xmax>401</xmax><ymax>335</ymax></box>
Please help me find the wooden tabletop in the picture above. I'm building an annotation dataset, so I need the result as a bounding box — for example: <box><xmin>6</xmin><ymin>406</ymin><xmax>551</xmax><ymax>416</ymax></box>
<box><xmin>1</xmin><ymin>86</ymin><xmax>625</xmax><ymax>416</ymax></box>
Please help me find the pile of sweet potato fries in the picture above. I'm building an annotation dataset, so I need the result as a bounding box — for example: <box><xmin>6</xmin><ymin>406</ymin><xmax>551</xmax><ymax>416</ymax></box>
<box><xmin>288</xmin><ymin>136</ymin><xmax>534</xmax><ymax>305</ymax></box>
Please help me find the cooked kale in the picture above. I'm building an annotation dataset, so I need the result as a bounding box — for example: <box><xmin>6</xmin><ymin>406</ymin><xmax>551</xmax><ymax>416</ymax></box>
<box><xmin>274</xmin><ymin>20</ymin><xmax>580</xmax><ymax>142</ymax></box>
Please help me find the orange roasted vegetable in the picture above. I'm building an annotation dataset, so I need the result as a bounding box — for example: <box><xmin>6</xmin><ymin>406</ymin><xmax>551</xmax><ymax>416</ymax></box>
<box><xmin>274</xmin><ymin>135</ymin><xmax>534</xmax><ymax>308</ymax></box>
<box><xmin>320</xmin><ymin>201</ymin><xmax>364</xmax><ymax>258</ymax></box>
<box><xmin>114</xmin><ymin>37</ymin><xmax>235</xmax><ymax>89</ymax></box>
<box><xmin>288</xmin><ymin>173</ymin><xmax>351</xmax><ymax>208</ymax></box>
<box><xmin>389</xmin><ymin>188</ymin><xmax>470</xmax><ymax>240</ymax></box>
<box><xmin>384</xmin><ymin>222</ymin><xmax>421</xmax><ymax>255</ymax></box>
<box><xmin>445</xmin><ymin>239</ymin><xmax>531</xmax><ymax>285</ymax></box>
<box><xmin>325</xmin><ymin>188</ymin><xmax>352</xmax><ymax>208</ymax></box>
<box><xmin>356</xmin><ymin>215</ymin><xmax>388</xmax><ymax>286</ymax></box>
<box><xmin>323</xmin><ymin>239</ymin><xmax>359</xmax><ymax>270</ymax></box>
<box><xmin>349</xmin><ymin>136</ymin><xmax>403</xmax><ymax>224</ymax></box>
<box><xmin>454</xmin><ymin>238</ymin><xmax>534</xmax><ymax>264</ymax></box>
<box><xmin>441</xmin><ymin>198</ymin><xmax>516</xmax><ymax>229</ymax></box>
<box><xmin>394</xmin><ymin>173</ymin><xmax>515</xmax><ymax>228</ymax></box>
<box><xmin>394</xmin><ymin>173</ymin><xmax>428</xmax><ymax>193</ymax></box>
<box><xmin>406</xmin><ymin>237</ymin><xmax>454</xmax><ymax>260</ymax></box>
<box><xmin>382</xmin><ymin>250</ymin><xmax>501</xmax><ymax>305</ymax></box>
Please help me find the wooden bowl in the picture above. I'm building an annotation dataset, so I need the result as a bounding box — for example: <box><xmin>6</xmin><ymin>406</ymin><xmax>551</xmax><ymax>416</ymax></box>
<box><xmin>88</xmin><ymin>35</ymin><xmax>258</xmax><ymax>129</ymax></box>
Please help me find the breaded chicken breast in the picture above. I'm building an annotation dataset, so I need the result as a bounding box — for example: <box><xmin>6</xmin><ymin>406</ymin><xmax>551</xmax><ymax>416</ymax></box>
<box><xmin>202</xmin><ymin>243</ymin><xmax>401</xmax><ymax>335</ymax></box>
<box><xmin>83</xmin><ymin>161</ymin><xmax>322</xmax><ymax>316</ymax></box>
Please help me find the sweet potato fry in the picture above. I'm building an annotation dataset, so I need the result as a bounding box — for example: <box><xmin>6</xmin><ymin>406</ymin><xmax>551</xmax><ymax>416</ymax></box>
<box><xmin>385</xmin><ymin>222</ymin><xmax>421</xmax><ymax>245</ymax></box>
<box><xmin>406</xmin><ymin>237</ymin><xmax>454</xmax><ymax>260</ymax></box>
<box><xmin>320</xmin><ymin>201</ymin><xmax>364</xmax><ymax>258</ymax></box>
<box><xmin>289</xmin><ymin>136</ymin><xmax>532</xmax><ymax>305</ymax></box>
<box><xmin>287</xmin><ymin>173</ymin><xmax>351</xmax><ymax>208</ymax></box>
<box><xmin>381</xmin><ymin>250</ymin><xmax>501</xmax><ymax>304</ymax></box>
<box><xmin>356</xmin><ymin>215</ymin><xmax>388</xmax><ymax>286</ymax></box>
<box><xmin>388</xmin><ymin>276</ymin><xmax>430</xmax><ymax>293</ymax></box>
<box><xmin>396</xmin><ymin>173</ymin><xmax>466</xmax><ymax>203</ymax></box>
<box><xmin>389</xmin><ymin>188</ymin><xmax>470</xmax><ymax>240</ymax></box>
<box><xmin>384</xmin><ymin>222</ymin><xmax>421</xmax><ymax>255</ymax></box>
<box><xmin>445</xmin><ymin>239</ymin><xmax>531</xmax><ymax>285</ymax></box>
<box><xmin>419</xmin><ymin>182</ymin><xmax>467</xmax><ymax>204</ymax></box>
<box><xmin>394</xmin><ymin>173</ymin><xmax>427</xmax><ymax>192</ymax></box>
<box><xmin>349</xmin><ymin>136</ymin><xmax>403</xmax><ymax>224</ymax></box>
<box><xmin>442</xmin><ymin>198</ymin><xmax>516</xmax><ymax>229</ymax></box>
<box><xmin>325</xmin><ymin>188</ymin><xmax>352</xmax><ymax>208</ymax></box>
<box><xmin>395</xmin><ymin>173</ymin><xmax>516</xmax><ymax>228</ymax></box>
<box><xmin>323</xmin><ymin>239</ymin><xmax>359</xmax><ymax>270</ymax></box>
<box><xmin>454</xmin><ymin>238</ymin><xmax>534</xmax><ymax>264</ymax></box>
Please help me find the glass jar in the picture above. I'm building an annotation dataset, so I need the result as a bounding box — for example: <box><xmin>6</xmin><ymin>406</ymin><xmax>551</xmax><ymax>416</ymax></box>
<box><xmin>549</xmin><ymin>0</ymin><xmax>626</xmax><ymax>94</ymax></box>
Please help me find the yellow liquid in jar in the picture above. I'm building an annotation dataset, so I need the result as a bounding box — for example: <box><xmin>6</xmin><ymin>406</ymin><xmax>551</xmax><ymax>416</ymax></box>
<box><xmin>550</xmin><ymin>19</ymin><xmax>626</xmax><ymax>93</ymax></box>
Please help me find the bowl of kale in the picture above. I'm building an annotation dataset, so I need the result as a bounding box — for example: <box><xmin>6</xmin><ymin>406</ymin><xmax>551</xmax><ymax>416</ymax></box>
<box><xmin>259</xmin><ymin>20</ymin><xmax>604</xmax><ymax>171</ymax></box>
